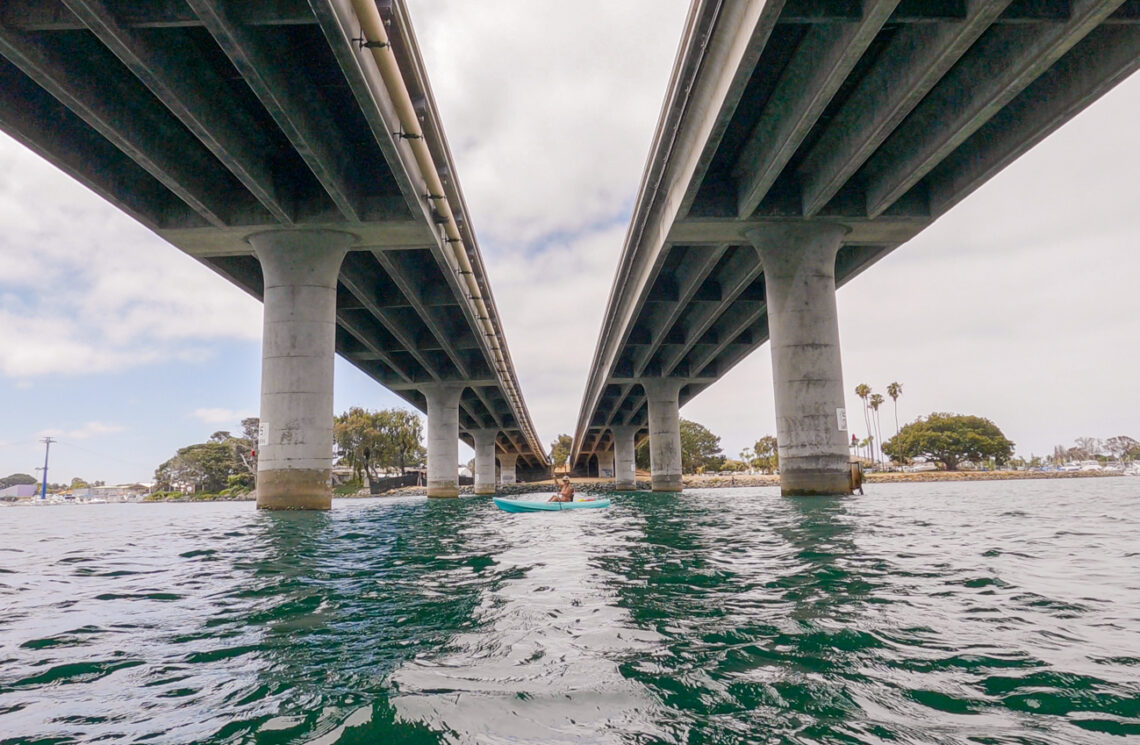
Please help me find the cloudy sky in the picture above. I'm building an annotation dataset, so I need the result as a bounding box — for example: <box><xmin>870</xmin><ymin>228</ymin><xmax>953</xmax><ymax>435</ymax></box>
<box><xmin>1</xmin><ymin>1</ymin><xmax>1138</xmax><ymax>484</ymax></box>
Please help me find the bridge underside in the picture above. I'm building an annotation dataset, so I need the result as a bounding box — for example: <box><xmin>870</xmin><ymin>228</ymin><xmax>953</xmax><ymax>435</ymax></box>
<box><xmin>574</xmin><ymin>0</ymin><xmax>1140</xmax><ymax>482</ymax></box>
<box><xmin>0</xmin><ymin>0</ymin><xmax>547</xmax><ymax>493</ymax></box>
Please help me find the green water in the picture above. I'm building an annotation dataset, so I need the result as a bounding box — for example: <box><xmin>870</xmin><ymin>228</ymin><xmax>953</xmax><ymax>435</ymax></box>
<box><xmin>1</xmin><ymin>479</ymin><xmax>1137</xmax><ymax>743</ymax></box>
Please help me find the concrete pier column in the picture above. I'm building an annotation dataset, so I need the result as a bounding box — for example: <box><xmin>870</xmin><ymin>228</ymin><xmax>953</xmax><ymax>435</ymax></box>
<box><xmin>471</xmin><ymin>429</ymin><xmax>498</xmax><ymax>495</ymax></box>
<box><xmin>597</xmin><ymin>449</ymin><xmax>615</xmax><ymax>479</ymax></box>
<box><xmin>642</xmin><ymin>377</ymin><xmax>685</xmax><ymax>492</ymax></box>
<box><xmin>249</xmin><ymin>229</ymin><xmax>353</xmax><ymax>510</ymax></box>
<box><xmin>746</xmin><ymin>224</ymin><xmax>851</xmax><ymax>496</ymax></box>
<box><xmin>424</xmin><ymin>384</ymin><xmax>464</xmax><ymax>498</ymax></box>
<box><xmin>610</xmin><ymin>425</ymin><xmax>639</xmax><ymax>490</ymax></box>
<box><xmin>498</xmin><ymin>453</ymin><xmax>518</xmax><ymax>485</ymax></box>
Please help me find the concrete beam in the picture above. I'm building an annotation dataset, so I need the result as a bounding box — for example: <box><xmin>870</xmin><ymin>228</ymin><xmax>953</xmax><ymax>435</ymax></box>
<box><xmin>633</xmin><ymin>246</ymin><xmax>727</xmax><ymax>377</ymax></box>
<box><xmin>186</xmin><ymin>0</ymin><xmax>363</xmax><ymax>221</ymax></box>
<box><xmin>338</xmin><ymin>261</ymin><xmax>443</xmax><ymax>383</ymax></box>
<box><xmin>798</xmin><ymin>0</ymin><xmax>1013</xmax><ymax>216</ymax></box>
<box><xmin>734</xmin><ymin>0</ymin><xmax>900</xmax><ymax>218</ymax></box>
<box><xmin>1</xmin><ymin>0</ymin><xmax>316</xmax><ymax>30</ymax></box>
<box><xmin>655</xmin><ymin>246</ymin><xmax>765</xmax><ymax>376</ymax></box>
<box><xmin>0</xmin><ymin>61</ymin><xmax>181</xmax><ymax>229</ymax></box>
<box><xmin>0</xmin><ymin>26</ymin><xmax>235</xmax><ymax>226</ymax></box>
<box><xmin>668</xmin><ymin>215</ymin><xmax>928</xmax><ymax>247</ymax></box>
<box><xmin>372</xmin><ymin>250</ymin><xmax>472</xmax><ymax>379</ymax></box>
<box><xmin>62</xmin><ymin>0</ymin><xmax>294</xmax><ymax>224</ymax></box>
<box><xmin>863</xmin><ymin>0</ymin><xmax>1127</xmax><ymax>217</ymax></box>
<box><xmin>573</xmin><ymin>0</ymin><xmax>785</xmax><ymax>469</ymax></box>
<box><xmin>927</xmin><ymin>23</ymin><xmax>1140</xmax><ymax>217</ymax></box>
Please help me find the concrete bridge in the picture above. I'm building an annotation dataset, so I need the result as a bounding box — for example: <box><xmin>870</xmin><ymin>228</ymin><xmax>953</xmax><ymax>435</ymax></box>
<box><xmin>571</xmin><ymin>0</ymin><xmax>1140</xmax><ymax>494</ymax></box>
<box><xmin>0</xmin><ymin>0</ymin><xmax>547</xmax><ymax>507</ymax></box>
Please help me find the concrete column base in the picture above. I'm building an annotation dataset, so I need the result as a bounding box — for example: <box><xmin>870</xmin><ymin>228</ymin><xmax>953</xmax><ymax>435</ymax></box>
<box><xmin>643</xmin><ymin>377</ymin><xmax>685</xmax><ymax>494</ymax></box>
<box><xmin>779</xmin><ymin>468</ymin><xmax>852</xmax><ymax>497</ymax></box>
<box><xmin>255</xmin><ymin>469</ymin><xmax>332</xmax><ymax>510</ymax></box>
<box><xmin>611</xmin><ymin>425</ymin><xmax>639</xmax><ymax>490</ymax></box>
<box><xmin>499</xmin><ymin>453</ymin><xmax>518</xmax><ymax>485</ymax></box>
<box><xmin>425</xmin><ymin>385</ymin><xmax>464</xmax><ymax>499</ymax></box>
<box><xmin>746</xmin><ymin>223</ymin><xmax>853</xmax><ymax>498</ymax></box>
<box><xmin>249</xmin><ymin>229</ymin><xmax>353</xmax><ymax>511</ymax></box>
<box><xmin>597</xmin><ymin>449</ymin><xmax>615</xmax><ymax>479</ymax></box>
<box><xmin>472</xmin><ymin>429</ymin><xmax>498</xmax><ymax>495</ymax></box>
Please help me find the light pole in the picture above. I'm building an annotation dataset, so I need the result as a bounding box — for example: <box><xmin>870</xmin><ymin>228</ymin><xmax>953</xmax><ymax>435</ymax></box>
<box><xmin>37</xmin><ymin>437</ymin><xmax>55</xmax><ymax>500</ymax></box>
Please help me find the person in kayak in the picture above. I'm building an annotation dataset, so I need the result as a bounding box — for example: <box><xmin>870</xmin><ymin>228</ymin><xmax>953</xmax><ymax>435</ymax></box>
<box><xmin>549</xmin><ymin>476</ymin><xmax>575</xmax><ymax>502</ymax></box>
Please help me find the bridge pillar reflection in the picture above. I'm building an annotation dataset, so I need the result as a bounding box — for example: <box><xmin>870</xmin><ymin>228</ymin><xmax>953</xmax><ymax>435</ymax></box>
<box><xmin>471</xmin><ymin>429</ymin><xmax>498</xmax><ymax>495</ymax></box>
<box><xmin>643</xmin><ymin>377</ymin><xmax>685</xmax><ymax>492</ymax></box>
<box><xmin>248</xmin><ymin>229</ymin><xmax>354</xmax><ymax>510</ymax></box>
<box><xmin>424</xmin><ymin>384</ymin><xmax>464</xmax><ymax>498</ymax></box>
<box><xmin>498</xmin><ymin>453</ymin><xmax>518</xmax><ymax>485</ymax></box>
<box><xmin>610</xmin><ymin>425</ymin><xmax>639</xmax><ymax>490</ymax></box>
<box><xmin>746</xmin><ymin>224</ymin><xmax>852</xmax><ymax>496</ymax></box>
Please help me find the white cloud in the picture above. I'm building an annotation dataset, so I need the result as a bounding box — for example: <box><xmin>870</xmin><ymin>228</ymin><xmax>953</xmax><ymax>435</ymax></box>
<box><xmin>190</xmin><ymin>408</ymin><xmax>256</xmax><ymax>425</ymax></box>
<box><xmin>41</xmin><ymin>421</ymin><xmax>125</xmax><ymax>440</ymax></box>
<box><xmin>408</xmin><ymin>0</ymin><xmax>689</xmax><ymax>245</ymax></box>
<box><xmin>0</xmin><ymin>133</ymin><xmax>262</xmax><ymax>379</ymax></box>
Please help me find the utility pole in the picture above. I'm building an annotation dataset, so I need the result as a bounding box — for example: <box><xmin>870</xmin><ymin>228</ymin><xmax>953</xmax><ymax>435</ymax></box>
<box><xmin>37</xmin><ymin>437</ymin><xmax>55</xmax><ymax>500</ymax></box>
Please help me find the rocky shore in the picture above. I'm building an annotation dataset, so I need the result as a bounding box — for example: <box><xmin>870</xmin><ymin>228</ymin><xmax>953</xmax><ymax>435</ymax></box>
<box><xmin>368</xmin><ymin>468</ymin><xmax>1122</xmax><ymax>498</ymax></box>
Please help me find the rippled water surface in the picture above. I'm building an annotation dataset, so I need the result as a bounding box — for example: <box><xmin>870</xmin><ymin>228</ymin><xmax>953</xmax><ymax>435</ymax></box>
<box><xmin>2</xmin><ymin>479</ymin><xmax>1138</xmax><ymax>743</ymax></box>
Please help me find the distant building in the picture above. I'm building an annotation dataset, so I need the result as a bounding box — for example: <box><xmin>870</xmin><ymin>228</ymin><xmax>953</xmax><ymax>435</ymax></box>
<box><xmin>0</xmin><ymin>484</ymin><xmax>36</xmax><ymax>500</ymax></box>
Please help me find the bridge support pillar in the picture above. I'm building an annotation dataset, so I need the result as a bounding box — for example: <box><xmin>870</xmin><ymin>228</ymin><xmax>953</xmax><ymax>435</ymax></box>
<box><xmin>424</xmin><ymin>384</ymin><xmax>464</xmax><ymax>498</ymax></box>
<box><xmin>746</xmin><ymin>224</ymin><xmax>851</xmax><ymax>496</ymax></box>
<box><xmin>498</xmin><ymin>453</ymin><xmax>518</xmax><ymax>485</ymax></box>
<box><xmin>471</xmin><ymin>429</ymin><xmax>498</xmax><ymax>495</ymax></box>
<box><xmin>611</xmin><ymin>425</ymin><xmax>639</xmax><ymax>490</ymax></box>
<box><xmin>643</xmin><ymin>377</ymin><xmax>685</xmax><ymax>492</ymax></box>
<box><xmin>596</xmin><ymin>449</ymin><xmax>615</xmax><ymax>479</ymax></box>
<box><xmin>249</xmin><ymin>229</ymin><xmax>353</xmax><ymax>510</ymax></box>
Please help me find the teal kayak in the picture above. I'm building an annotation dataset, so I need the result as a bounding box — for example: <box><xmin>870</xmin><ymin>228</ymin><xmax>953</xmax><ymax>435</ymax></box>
<box><xmin>493</xmin><ymin>497</ymin><xmax>611</xmax><ymax>513</ymax></box>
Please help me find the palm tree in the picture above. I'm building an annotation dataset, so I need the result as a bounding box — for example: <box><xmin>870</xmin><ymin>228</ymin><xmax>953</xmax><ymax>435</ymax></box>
<box><xmin>869</xmin><ymin>393</ymin><xmax>885</xmax><ymax>466</ymax></box>
<box><xmin>855</xmin><ymin>384</ymin><xmax>872</xmax><ymax>459</ymax></box>
<box><xmin>887</xmin><ymin>381</ymin><xmax>903</xmax><ymax>439</ymax></box>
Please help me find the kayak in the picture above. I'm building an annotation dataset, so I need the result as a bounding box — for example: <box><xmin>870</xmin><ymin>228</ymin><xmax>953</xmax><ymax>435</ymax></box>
<box><xmin>493</xmin><ymin>497</ymin><xmax>611</xmax><ymax>513</ymax></box>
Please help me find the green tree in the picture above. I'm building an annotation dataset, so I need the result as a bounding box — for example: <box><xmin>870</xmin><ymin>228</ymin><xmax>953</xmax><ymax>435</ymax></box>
<box><xmin>334</xmin><ymin>407</ymin><xmax>425</xmax><ymax>481</ymax></box>
<box><xmin>679</xmin><ymin>419</ymin><xmax>724</xmax><ymax>473</ymax></box>
<box><xmin>1105</xmin><ymin>435</ymin><xmax>1140</xmax><ymax>462</ymax></box>
<box><xmin>154</xmin><ymin>441</ymin><xmax>234</xmax><ymax>493</ymax></box>
<box><xmin>750</xmin><ymin>435</ymin><xmax>778</xmax><ymax>473</ymax></box>
<box><xmin>633</xmin><ymin>419</ymin><xmax>726</xmax><ymax>473</ymax></box>
<box><xmin>550</xmin><ymin>434</ymin><xmax>573</xmax><ymax>468</ymax></box>
<box><xmin>882</xmin><ymin>412</ymin><xmax>1014</xmax><ymax>471</ymax></box>
<box><xmin>69</xmin><ymin>477</ymin><xmax>89</xmax><ymax>490</ymax></box>
<box><xmin>381</xmin><ymin>409</ymin><xmax>425</xmax><ymax>474</ymax></box>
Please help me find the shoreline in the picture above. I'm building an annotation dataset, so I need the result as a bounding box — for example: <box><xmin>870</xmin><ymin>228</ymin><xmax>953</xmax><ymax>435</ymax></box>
<box><xmin>13</xmin><ymin>469</ymin><xmax>1121</xmax><ymax>505</ymax></box>
<box><xmin>373</xmin><ymin>468</ymin><xmax>1123</xmax><ymax>498</ymax></box>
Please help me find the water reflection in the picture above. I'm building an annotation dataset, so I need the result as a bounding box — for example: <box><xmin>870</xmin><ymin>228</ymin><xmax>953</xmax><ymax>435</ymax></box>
<box><xmin>3</xmin><ymin>481</ymin><xmax>1138</xmax><ymax>744</ymax></box>
<box><xmin>388</xmin><ymin>493</ymin><xmax>666</xmax><ymax>744</ymax></box>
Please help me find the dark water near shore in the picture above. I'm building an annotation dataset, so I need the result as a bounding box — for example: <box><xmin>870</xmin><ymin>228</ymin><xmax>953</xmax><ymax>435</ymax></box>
<box><xmin>1</xmin><ymin>479</ymin><xmax>1138</xmax><ymax>744</ymax></box>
